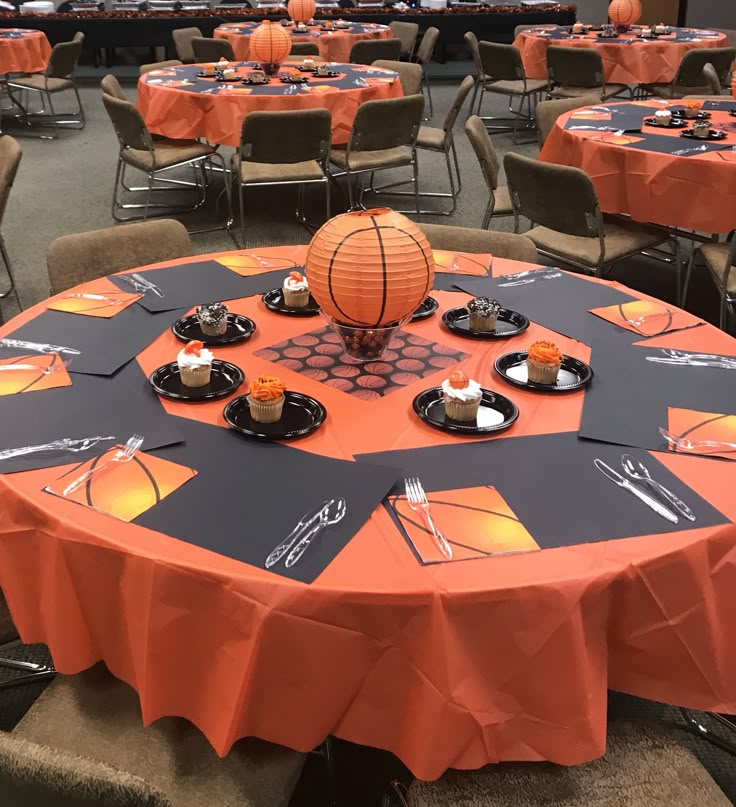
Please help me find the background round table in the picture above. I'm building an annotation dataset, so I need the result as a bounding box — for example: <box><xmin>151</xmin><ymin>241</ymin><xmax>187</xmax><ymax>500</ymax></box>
<box><xmin>214</xmin><ymin>21</ymin><xmax>391</xmax><ymax>65</ymax></box>
<box><xmin>514</xmin><ymin>26</ymin><xmax>729</xmax><ymax>85</ymax></box>
<box><xmin>0</xmin><ymin>246</ymin><xmax>735</xmax><ymax>779</ymax></box>
<box><xmin>0</xmin><ymin>27</ymin><xmax>51</xmax><ymax>74</ymax></box>
<box><xmin>540</xmin><ymin>98</ymin><xmax>736</xmax><ymax>234</ymax></box>
<box><xmin>137</xmin><ymin>62</ymin><xmax>402</xmax><ymax>147</ymax></box>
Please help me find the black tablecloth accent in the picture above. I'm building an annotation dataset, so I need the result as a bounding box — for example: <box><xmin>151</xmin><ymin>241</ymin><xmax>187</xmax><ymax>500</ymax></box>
<box><xmin>622</xmin><ymin>131</ymin><xmax>733</xmax><ymax>156</ymax></box>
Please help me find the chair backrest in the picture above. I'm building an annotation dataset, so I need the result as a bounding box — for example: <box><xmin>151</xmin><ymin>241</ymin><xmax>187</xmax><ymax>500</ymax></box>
<box><xmin>101</xmin><ymin>94</ymin><xmax>153</xmax><ymax>154</ymax></box>
<box><xmin>702</xmin><ymin>62</ymin><xmax>723</xmax><ymax>95</ymax></box>
<box><xmin>0</xmin><ymin>732</ymin><xmax>172</xmax><ymax>807</ymax></box>
<box><xmin>349</xmin><ymin>38</ymin><xmax>402</xmax><ymax>65</ymax></box>
<box><xmin>389</xmin><ymin>20</ymin><xmax>419</xmax><ymax>58</ymax></box>
<box><xmin>464</xmin><ymin>31</ymin><xmax>482</xmax><ymax>75</ymax></box>
<box><xmin>46</xmin><ymin>38</ymin><xmax>83</xmax><ymax>80</ymax></box>
<box><xmin>191</xmin><ymin>36</ymin><xmax>235</xmax><ymax>63</ymax></box>
<box><xmin>442</xmin><ymin>75</ymin><xmax>475</xmax><ymax>134</ymax></box>
<box><xmin>348</xmin><ymin>94</ymin><xmax>424</xmax><ymax>153</ymax></box>
<box><xmin>415</xmin><ymin>26</ymin><xmax>439</xmax><ymax>66</ymax></box>
<box><xmin>373</xmin><ymin>59</ymin><xmax>422</xmax><ymax>96</ymax></box>
<box><xmin>239</xmin><ymin>108</ymin><xmax>331</xmax><ymax>166</ymax></box>
<box><xmin>172</xmin><ymin>26</ymin><xmax>202</xmax><ymax>63</ymax></box>
<box><xmin>100</xmin><ymin>74</ymin><xmax>128</xmax><ymax>101</ymax></box>
<box><xmin>139</xmin><ymin>60</ymin><xmax>182</xmax><ymax>76</ymax></box>
<box><xmin>72</xmin><ymin>31</ymin><xmax>85</xmax><ymax>43</ymax></box>
<box><xmin>547</xmin><ymin>45</ymin><xmax>604</xmax><ymax>89</ymax></box>
<box><xmin>535</xmin><ymin>94</ymin><xmax>600</xmax><ymax>147</ymax></box>
<box><xmin>504</xmin><ymin>151</ymin><xmax>601</xmax><ymax>238</ymax></box>
<box><xmin>674</xmin><ymin>47</ymin><xmax>735</xmax><ymax>87</ymax></box>
<box><xmin>465</xmin><ymin>115</ymin><xmax>499</xmax><ymax>191</ymax></box>
<box><xmin>479</xmin><ymin>41</ymin><xmax>525</xmax><ymax>82</ymax></box>
<box><xmin>418</xmin><ymin>223</ymin><xmax>538</xmax><ymax>263</ymax></box>
<box><xmin>47</xmin><ymin>220</ymin><xmax>192</xmax><ymax>295</ymax></box>
<box><xmin>289</xmin><ymin>41</ymin><xmax>320</xmax><ymax>56</ymax></box>
<box><xmin>0</xmin><ymin>137</ymin><xmax>22</xmax><ymax>230</ymax></box>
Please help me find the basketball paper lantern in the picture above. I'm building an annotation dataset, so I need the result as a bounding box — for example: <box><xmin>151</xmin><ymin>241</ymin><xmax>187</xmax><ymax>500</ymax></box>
<box><xmin>249</xmin><ymin>20</ymin><xmax>292</xmax><ymax>68</ymax></box>
<box><xmin>288</xmin><ymin>0</ymin><xmax>316</xmax><ymax>23</ymax></box>
<box><xmin>305</xmin><ymin>208</ymin><xmax>435</xmax><ymax>328</ymax></box>
<box><xmin>608</xmin><ymin>0</ymin><xmax>642</xmax><ymax>26</ymax></box>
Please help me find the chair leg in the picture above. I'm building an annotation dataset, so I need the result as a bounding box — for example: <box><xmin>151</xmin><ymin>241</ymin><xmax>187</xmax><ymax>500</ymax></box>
<box><xmin>0</xmin><ymin>233</ymin><xmax>20</xmax><ymax>311</ymax></box>
<box><xmin>239</xmin><ymin>181</ymin><xmax>246</xmax><ymax>248</ymax></box>
<box><xmin>412</xmin><ymin>157</ymin><xmax>420</xmax><ymax>216</ymax></box>
<box><xmin>467</xmin><ymin>76</ymin><xmax>480</xmax><ymax>121</ymax></box>
<box><xmin>111</xmin><ymin>158</ymin><xmax>125</xmax><ymax>222</ymax></box>
<box><xmin>45</xmin><ymin>91</ymin><xmax>59</xmax><ymax>140</ymax></box>
<box><xmin>481</xmin><ymin>197</ymin><xmax>494</xmax><ymax>230</ymax></box>
<box><xmin>422</xmin><ymin>70</ymin><xmax>433</xmax><ymax>119</ymax></box>
<box><xmin>681</xmin><ymin>244</ymin><xmax>696</xmax><ymax>309</ymax></box>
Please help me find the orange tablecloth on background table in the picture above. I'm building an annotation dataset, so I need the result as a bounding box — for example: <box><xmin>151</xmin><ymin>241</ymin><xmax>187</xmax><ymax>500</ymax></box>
<box><xmin>0</xmin><ymin>28</ymin><xmax>50</xmax><ymax>74</ymax></box>
<box><xmin>540</xmin><ymin>100</ymin><xmax>736</xmax><ymax>234</ymax></box>
<box><xmin>215</xmin><ymin>21</ymin><xmax>391</xmax><ymax>64</ymax></box>
<box><xmin>1</xmin><ymin>246</ymin><xmax>736</xmax><ymax>780</ymax></box>
<box><xmin>515</xmin><ymin>26</ymin><xmax>729</xmax><ymax>85</ymax></box>
<box><xmin>137</xmin><ymin>62</ymin><xmax>402</xmax><ymax>147</ymax></box>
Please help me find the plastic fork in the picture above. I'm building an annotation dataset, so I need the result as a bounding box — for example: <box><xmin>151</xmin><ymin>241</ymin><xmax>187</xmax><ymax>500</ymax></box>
<box><xmin>404</xmin><ymin>477</ymin><xmax>453</xmax><ymax>560</ymax></box>
<box><xmin>62</xmin><ymin>434</ymin><xmax>143</xmax><ymax>497</ymax></box>
<box><xmin>659</xmin><ymin>426</ymin><xmax>736</xmax><ymax>453</ymax></box>
<box><xmin>0</xmin><ymin>359</ymin><xmax>71</xmax><ymax>375</ymax></box>
<box><xmin>0</xmin><ymin>435</ymin><xmax>115</xmax><ymax>461</ymax></box>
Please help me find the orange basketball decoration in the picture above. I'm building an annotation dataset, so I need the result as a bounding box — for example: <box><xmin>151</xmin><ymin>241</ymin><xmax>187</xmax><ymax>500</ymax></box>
<box><xmin>305</xmin><ymin>208</ymin><xmax>435</xmax><ymax>327</ymax></box>
<box><xmin>249</xmin><ymin>20</ymin><xmax>292</xmax><ymax>67</ymax></box>
<box><xmin>288</xmin><ymin>0</ymin><xmax>316</xmax><ymax>23</ymax></box>
<box><xmin>608</xmin><ymin>0</ymin><xmax>642</xmax><ymax>26</ymax></box>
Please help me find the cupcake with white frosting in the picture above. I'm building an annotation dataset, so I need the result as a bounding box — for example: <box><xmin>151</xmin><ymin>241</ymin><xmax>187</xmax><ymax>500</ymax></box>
<box><xmin>177</xmin><ymin>340</ymin><xmax>213</xmax><ymax>387</ymax></box>
<box><xmin>442</xmin><ymin>370</ymin><xmax>482</xmax><ymax>421</ymax></box>
<box><xmin>283</xmin><ymin>270</ymin><xmax>310</xmax><ymax>307</ymax></box>
<box><xmin>654</xmin><ymin>109</ymin><xmax>672</xmax><ymax>126</ymax></box>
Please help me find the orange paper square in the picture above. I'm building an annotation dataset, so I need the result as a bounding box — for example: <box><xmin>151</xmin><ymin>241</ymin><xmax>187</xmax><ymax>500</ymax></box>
<box><xmin>0</xmin><ymin>353</ymin><xmax>72</xmax><ymax>395</ymax></box>
<box><xmin>388</xmin><ymin>485</ymin><xmax>539</xmax><ymax>564</ymax></box>
<box><xmin>570</xmin><ymin>109</ymin><xmax>612</xmax><ymax>121</ymax></box>
<box><xmin>589</xmin><ymin>300</ymin><xmax>701</xmax><ymax>337</ymax></box>
<box><xmin>47</xmin><ymin>277</ymin><xmax>142</xmax><ymax>318</ymax></box>
<box><xmin>215</xmin><ymin>252</ymin><xmax>303</xmax><ymax>277</ymax></box>
<box><xmin>666</xmin><ymin>407</ymin><xmax>736</xmax><ymax>461</ymax></box>
<box><xmin>432</xmin><ymin>250</ymin><xmax>491</xmax><ymax>276</ymax></box>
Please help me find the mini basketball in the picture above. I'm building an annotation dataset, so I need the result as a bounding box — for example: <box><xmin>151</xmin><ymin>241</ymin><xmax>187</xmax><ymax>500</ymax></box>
<box><xmin>608</xmin><ymin>0</ymin><xmax>642</xmax><ymax>26</ymax></box>
<box><xmin>249</xmin><ymin>21</ymin><xmax>292</xmax><ymax>66</ymax></box>
<box><xmin>288</xmin><ymin>0</ymin><xmax>316</xmax><ymax>23</ymax></box>
<box><xmin>305</xmin><ymin>209</ymin><xmax>435</xmax><ymax>327</ymax></box>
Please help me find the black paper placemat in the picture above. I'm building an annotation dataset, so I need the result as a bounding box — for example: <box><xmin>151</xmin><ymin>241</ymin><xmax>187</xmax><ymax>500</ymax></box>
<box><xmin>456</xmin><ymin>272</ymin><xmax>638</xmax><ymax>346</ymax></box>
<box><xmin>579</xmin><ymin>339</ymin><xmax>736</xmax><ymax>452</ymax></box>
<box><xmin>0</xmin><ymin>361</ymin><xmax>182</xmax><ymax>474</ymax></box>
<box><xmin>357</xmin><ymin>432</ymin><xmax>726</xmax><ymax>558</ymax></box>
<box><xmin>622</xmin><ymin>132</ymin><xmax>733</xmax><ymax>156</ymax></box>
<box><xmin>140</xmin><ymin>418</ymin><xmax>398</xmax><ymax>584</ymax></box>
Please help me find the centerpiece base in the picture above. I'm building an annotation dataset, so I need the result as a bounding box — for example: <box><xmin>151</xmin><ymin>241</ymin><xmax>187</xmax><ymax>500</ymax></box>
<box><xmin>323</xmin><ymin>315</ymin><xmax>404</xmax><ymax>363</ymax></box>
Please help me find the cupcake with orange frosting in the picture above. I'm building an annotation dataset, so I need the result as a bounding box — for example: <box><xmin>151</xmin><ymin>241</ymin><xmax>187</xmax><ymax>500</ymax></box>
<box><xmin>289</xmin><ymin>69</ymin><xmax>303</xmax><ymax>81</ymax></box>
<box><xmin>283</xmin><ymin>270</ymin><xmax>310</xmax><ymax>307</ymax></box>
<box><xmin>526</xmin><ymin>340</ymin><xmax>562</xmax><ymax>385</ymax></box>
<box><xmin>442</xmin><ymin>369</ymin><xmax>482</xmax><ymax>421</ymax></box>
<box><xmin>177</xmin><ymin>339</ymin><xmax>213</xmax><ymax>387</ymax></box>
<box><xmin>683</xmin><ymin>101</ymin><xmax>701</xmax><ymax>120</ymax></box>
<box><xmin>249</xmin><ymin>375</ymin><xmax>287</xmax><ymax>423</ymax></box>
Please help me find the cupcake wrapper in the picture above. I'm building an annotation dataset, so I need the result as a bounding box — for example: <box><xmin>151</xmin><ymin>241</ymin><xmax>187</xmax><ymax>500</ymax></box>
<box><xmin>249</xmin><ymin>394</ymin><xmax>285</xmax><ymax>423</ymax></box>
<box><xmin>526</xmin><ymin>358</ymin><xmax>561</xmax><ymax>385</ymax></box>
<box><xmin>179</xmin><ymin>364</ymin><xmax>212</xmax><ymax>387</ymax></box>
<box><xmin>444</xmin><ymin>394</ymin><xmax>481</xmax><ymax>422</ymax></box>
<box><xmin>283</xmin><ymin>288</ymin><xmax>310</xmax><ymax>308</ymax></box>
<box><xmin>468</xmin><ymin>312</ymin><xmax>498</xmax><ymax>332</ymax></box>
<box><xmin>198</xmin><ymin>318</ymin><xmax>228</xmax><ymax>336</ymax></box>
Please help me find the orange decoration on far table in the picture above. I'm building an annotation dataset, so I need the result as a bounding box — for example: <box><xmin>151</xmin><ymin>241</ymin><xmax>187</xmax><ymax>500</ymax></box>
<box><xmin>287</xmin><ymin>0</ymin><xmax>316</xmax><ymax>23</ymax></box>
<box><xmin>249</xmin><ymin>20</ymin><xmax>292</xmax><ymax>72</ymax></box>
<box><xmin>608</xmin><ymin>0</ymin><xmax>642</xmax><ymax>27</ymax></box>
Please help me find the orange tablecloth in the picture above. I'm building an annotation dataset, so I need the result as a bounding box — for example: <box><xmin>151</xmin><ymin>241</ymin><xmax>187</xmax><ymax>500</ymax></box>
<box><xmin>515</xmin><ymin>26</ymin><xmax>729</xmax><ymax>85</ymax></box>
<box><xmin>215</xmin><ymin>21</ymin><xmax>391</xmax><ymax>64</ymax></box>
<box><xmin>0</xmin><ymin>28</ymin><xmax>50</xmax><ymax>74</ymax></box>
<box><xmin>137</xmin><ymin>62</ymin><xmax>402</xmax><ymax>147</ymax></box>
<box><xmin>540</xmin><ymin>100</ymin><xmax>736</xmax><ymax>234</ymax></box>
<box><xmin>1</xmin><ymin>246</ymin><xmax>736</xmax><ymax>780</ymax></box>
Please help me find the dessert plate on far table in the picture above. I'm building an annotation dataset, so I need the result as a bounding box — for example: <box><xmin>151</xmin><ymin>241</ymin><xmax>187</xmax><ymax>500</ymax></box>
<box><xmin>262</xmin><ymin>288</ymin><xmax>320</xmax><ymax>316</ymax></box>
<box><xmin>172</xmin><ymin>313</ymin><xmax>256</xmax><ymax>346</ymax></box>
<box><xmin>680</xmin><ymin>129</ymin><xmax>727</xmax><ymax>140</ymax></box>
<box><xmin>411</xmin><ymin>297</ymin><xmax>439</xmax><ymax>321</ymax></box>
<box><xmin>644</xmin><ymin>117</ymin><xmax>687</xmax><ymax>128</ymax></box>
<box><xmin>149</xmin><ymin>360</ymin><xmax>245</xmax><ymax>402</ymax></box>
<box><xmin>442</xmin><ymin>306</ymin><xmax>530</xmax><ymax>339</ymax></box>
<box><xmin>412</xmin><ymin>387</ymin><xmax>518</xmax><ymax>436</ymax></box>
<box><xmin>494</xmin><ymin>351</ymin><xmax>593</xmax><ymax>393</ymax></box>
<box><xmin>223</xmin><ymin>391</ymin><xmax>326</xmax><ymax>440</ymax></box>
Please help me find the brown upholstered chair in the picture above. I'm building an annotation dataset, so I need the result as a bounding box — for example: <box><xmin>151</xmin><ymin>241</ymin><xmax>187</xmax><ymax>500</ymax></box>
<box><xmin>504</xmin><ymin>152</ymin><xmax>679</xmax><ymax>292</ymax></box>
<box><xmin>47</xmin><ymin>220</ymin><xmax>192</xmax><ymax>294</ymax></box>
<box><xmin>546</xmin><ymin>45</ymin><xmax>627</xmax><ymax>102</ymax></box>
<box><xmin>642</xmin><ymin>47</ymin><xmax>735</xmax><ymax>98</ymax></box>
<box><xmin>233</xmin><ymin>108</ymin><xmax>332</xmax><ymax>245</ymax></box>
<box><xmin>0</xmin><ymin>137</ymin><xmax>22</xmax><ymax>310</ymax></box>
<box><xmin>330</xmin><ymin>94</ymin><xmax>424</xmax><ymax>212</ymax></box>
<box><xmin>372</xmin><ymin>59</ymin><xmax>422</xmax><ymax>95</ymax></box>
<box><xmin>191</xmin><ymin>36</ymin><xmax>235</xmax><ymax>63</ymax></box>
<box><xmin>683</xmin><ymin>235</ymin><xmax>736</xmax><ymax>332</ymax></box>
<box><xmin>389</xmin><ymin>20</ymin><xmax>419</xmax><ymax>60</ymax></box>
<box><xmin>7</xmin><ymin>37</ymin><xmax>85</xmax><ymax>138</ymax></box>
<box><xmin>464</xmin><ymin>31</ymin><xmax>485</xmax><ymax>118</ymax></box>
<box><xmin>289</xmin><ymin>41</ymin><xmax>321</xmax><ymax>57</ymax></box>
<box><xmin>399</xmin><ymin>723</ymin><xmax>731</xmax><ymax>807</ymax></box>
<box><xmin>3</xmin><ymin>664</ymin><xmax>306</xmax><ymax>807</ymax></box>
<box><xmin>476</xmin><ymin>41</ymin><xmax>549</xmax><ymax>142</ymax></box>
<box><xmin>349</xmin><ymin>38</ymin><xmax>402</xmax><ymax>65</ymax></box>
<box><xmin>100</xmin><ymin>73</ymin><xmax>128</xmax><ymax>101</ymax></box>
<box><xmin>418</xmin><ymin>223</ymin><xmax>537</xmax><ymax>263</ymax></box>
<box><xmin>414</xmin><ymin>26</ymin><xmax>439</xmax><ymax>117</ymax></box>
<box><xmin>702</xmin><ymin>62</ymin><xmax>724</xmax><ymax>95</ymax></box>
<box><xmin>139</xmin><ymin>59</ymin><xmax>183</xmax><ymax>75</ymax></box>
<box><xmin>172</xmin><ymin>26</ymin><xmax>202</xmax><ymax>64</ymax></box>
<box><xmin>465</xmin><ymin>115</ymin><xmax>512</xmax><ymax>228</ymax></box>
<box><xmin>101</xmin><ymin>93</ymin><xmax>224</xmax><ymax>223</ymax></box>
<box><xmin>535</xmin><ymin>94</ymin><xmax>601</xmax><ymax>147</ymax></box>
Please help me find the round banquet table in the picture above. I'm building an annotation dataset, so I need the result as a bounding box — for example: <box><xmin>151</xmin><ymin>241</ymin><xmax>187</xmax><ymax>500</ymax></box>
<box><xmin>137</xmin><ymin>61</ymin><xmax>402</xmax><ymax>147</ymax></box>
<box><xmin>0</xmin><ymin>27</ymin><xmax>50</xmax><ymax>74</ymax></box>
<box><xmin>539</xmin><ymin>98</ymin><xmax>736</xmax><ymax>235</ymax></box>
<box><xmin>214</xmin><ymin>21</ymin><xmax>391</xmax><ymax>65</ymax></box>
<box><xmin>514</xmin><ymin>25</ymin><xmax>729</xmax><ymax>85</ymax></box>
<box><xmin>1</xmin><ymin>246</ymin><xmax>736</xmax><ymax>780</ymax></box>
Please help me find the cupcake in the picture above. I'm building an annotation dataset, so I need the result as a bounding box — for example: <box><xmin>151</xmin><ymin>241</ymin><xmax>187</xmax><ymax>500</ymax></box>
<box><xmin>693</xmin><ymin>120</ymin><xmax>711</xmax><ymax>139</ymax></box>
<box><xmin>296</xmin><ymin>21</ymin><xmax>308</xmax><ymax>31</ymax></box>
<box><xmin>202</xmin><ymin>62</ymin><xmax>216</xmax><ymax>77</ymax></box>
<box><xmin>303</xmin><ymin>57</ymin><xmax>315</xmax><ymax>69</ymax></box>
<box><xmin>197</xmin><ymin>302</ymin><xmax>228</xmax><ymax>336</ymax></box>
<box><xmin>683</xmin><ymin>101</ymin><xmax>701</xmax><ymax>119</ymax></box>
<box><xmin>177</xmin><ymin>340</ymin><xmax>214</xmax><ymax>387</ymax></box>
<box><xmin>289</xmin><ymin>69</ymin><xmax>302</xmax><ymax>81</ymax></box>
<box><xmin>222</xmin><ymin>67</ymin><xmax>237</xmax><ymax>80</ymax></box>
<box><xmin>442</xmin><ymin>370</ymin><xmax>482</xmax><ymax>422</ymax></box>
<box><xmin>248</xmin><ymin>375</ymin><xmax>287</xmax><ymax>423</ymax></box>
<box><xmin>526</xmin><ymin>340</ymin><xmax>562</xmax><ymax>385</ymax></box>
<box><xmin>336</xmin><ymin>18</ymin><xmax>350</xmax><ymax>28</ymax></box>
<box><xmin>466</xmin><ymin>296</ymin><xmax>501</xmax><ymax>332</ymax></box>
<box><xmin>283</xmin><ymin>271</ymin><xmax>310</xmax><ymax>307</ymax></box>
<box><xmin>572</xmin><ymin>20</ymin><xmax>584</xmax><ymax>33</ymax></box>
<box><xmin>640</xmin><ymin>26</ymin><xmax>652</xmax><ymax>38</ymax></box>
<box><xmin>654</xmin><ymin>109</ymin><xmax>672</xmax><ymax>127</ymax></box>
<box><xmin>217</xmin><ymin>57</ymin><xmax>229</xmax><ymax>70</ymax></box>
<box><xmin>324</xmin><ymin>20</ymin><xmax>334</xmax><ymax>29</ymax></box>
<box><xmin>654</xmin><ymin>22</ymin><xmax>667</xmax><ymax>34</ymax></box>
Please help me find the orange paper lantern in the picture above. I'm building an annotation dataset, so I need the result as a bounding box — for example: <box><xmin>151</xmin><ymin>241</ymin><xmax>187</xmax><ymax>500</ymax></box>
<box><xmin>305</xmin><ymin>208</ymin><xmax>435</xmax><ymax>327</ymax></box>
<box><xmin>608</xmin><ymin>0</ymin><xmax>642</xmax><ymax>26</ymax></box>
<box><xmin>249</xmin><ymin>20</ymin><xmax>292</xmax><ymax>68</ymax></box>
<box><xmin>288</xmin><ymin>0</ymin><xmax>316</xmax><ymax>23</ymax></box>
